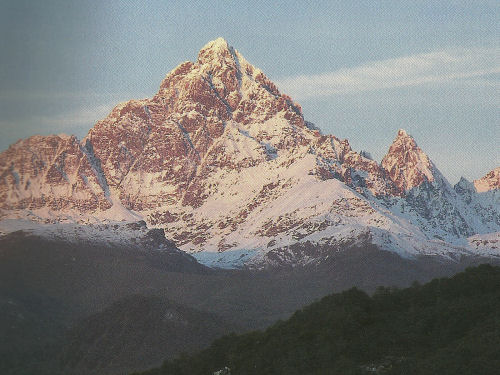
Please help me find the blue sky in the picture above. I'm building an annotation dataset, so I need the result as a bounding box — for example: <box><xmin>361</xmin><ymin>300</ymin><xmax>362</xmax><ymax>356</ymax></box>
<box><xmin>1</xmin><ymin>0</ymin><xmax>498</xmax><ymax>183</ymax></box>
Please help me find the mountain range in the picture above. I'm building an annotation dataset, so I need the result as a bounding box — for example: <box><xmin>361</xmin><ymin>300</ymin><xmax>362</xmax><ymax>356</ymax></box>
<box><xmin>1</xmin><ymin>37</ymin><xmax>499</xmax><ymax>375</ymax></box>
<box><xmin>1</xmin><ymin>37</ymin><xmax>498</xmax><ymax>269</ymax></box>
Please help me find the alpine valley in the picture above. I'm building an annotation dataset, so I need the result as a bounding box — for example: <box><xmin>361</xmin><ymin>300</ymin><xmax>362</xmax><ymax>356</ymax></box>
<box><xmin>0</xmin><ymin>39</ymin><xmax>499</xmax><ymax>374</ymax></box>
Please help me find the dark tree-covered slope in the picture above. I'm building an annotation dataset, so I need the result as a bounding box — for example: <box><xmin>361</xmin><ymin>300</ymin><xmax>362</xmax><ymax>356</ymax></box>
<box><xmin>135</xmin><ymin>264</ymin><xmax>500</xmax><ymax>375</ymax></box>
<box><xmin>60</xmin><ymin>295</ymin><xmax>235</xmax><ymax>375</ymax></box>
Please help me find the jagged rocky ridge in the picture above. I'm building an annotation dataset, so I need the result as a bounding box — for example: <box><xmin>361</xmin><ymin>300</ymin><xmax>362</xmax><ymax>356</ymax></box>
<box><xmin>0</xmin><ymin>38</ymin><xmax>498</xmax><ymax>268</ymax></box>
<box><xmin>474</xmin><ymin>167</ymin><xmax>500</xmax><ymax>193</ymax></box>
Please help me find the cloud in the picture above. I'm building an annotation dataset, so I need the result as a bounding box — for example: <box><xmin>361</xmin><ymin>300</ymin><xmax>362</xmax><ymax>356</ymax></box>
<box><xmin>277</xmin><ymin>48</ymin><xmax>500</xmax><ymax>99</ymax></box>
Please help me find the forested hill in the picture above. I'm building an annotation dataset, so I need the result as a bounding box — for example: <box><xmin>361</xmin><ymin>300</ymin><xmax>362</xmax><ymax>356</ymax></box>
<box><xmin>133</xmin><ymin>264</ymin><xmax>500</xmax><ymax>375</ymax></box>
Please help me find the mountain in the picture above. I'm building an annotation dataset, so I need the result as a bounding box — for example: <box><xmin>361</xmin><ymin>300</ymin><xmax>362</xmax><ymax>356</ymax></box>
<box><xmin>59</xmin><ymin>295</ymin><xmax>234</xmax><ymax>375</ymax></box>
<box><xmin>381</xmin><ymin>131</ymin><xmax>499</xmax><ymax>243</ymax></box>
<box><xmin>6</xmin><ymin>224</ymin><xmax>491</xmax><ymax>375</ymax></box>
<box><xmin>0</xmin><ymin>134</ymin><xmax>111</xmax><ymax>214</ymax></box>
<box><xmin>132</xmin><ymin>265</ymin><xmax>500</xmax><ymax>375</ymax></box>
<box><xmin>381</xmin><ymin>129</ymin><xmax>441</xmax><ymax>193</ymax></box>
<box><xmin>0</xmin><ymin>38</ymin><xmax>498</xmax><ymax>268</ymax></box>
<box><xmin>474</xmin><ymin>167</ymin><xmax>500</xmax><ymax>192</ymax></box>
<box><xmin>0</xmin><ymin>227</ymin><xmax>212</xmax><ymax>375</ymax></box>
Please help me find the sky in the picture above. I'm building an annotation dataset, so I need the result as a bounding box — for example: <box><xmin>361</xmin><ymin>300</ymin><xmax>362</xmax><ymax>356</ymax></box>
<box><xmin>1</xmin><ymin>0</ymin><xmax>498</xmax><ymax>183</ymax></box>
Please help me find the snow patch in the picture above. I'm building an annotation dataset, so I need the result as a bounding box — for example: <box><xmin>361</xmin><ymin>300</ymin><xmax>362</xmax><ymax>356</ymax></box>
<box><xmin>192</xmin><ymin>249</ymin><xmax>258</xmax><ymax>269</ymax></box>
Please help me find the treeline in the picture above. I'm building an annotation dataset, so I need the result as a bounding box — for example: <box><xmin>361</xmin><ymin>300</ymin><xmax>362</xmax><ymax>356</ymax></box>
<box><xmin>133</xmin><ymin>264</ymin><xmax>500</xmax><ymax>375</ymax></box>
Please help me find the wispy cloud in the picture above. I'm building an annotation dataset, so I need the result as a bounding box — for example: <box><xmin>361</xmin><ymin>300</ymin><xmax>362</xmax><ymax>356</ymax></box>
<box><xmin>277</xmin><ymin>48</ymin><xmax>500</xmax><ymax>99</ymax></box>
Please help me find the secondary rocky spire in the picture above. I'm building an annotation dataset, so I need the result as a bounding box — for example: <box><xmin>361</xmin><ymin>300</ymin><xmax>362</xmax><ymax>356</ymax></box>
<box><xmin>381</xmin><ymin>129</ymin><xmax>439</xmax><ymax>192</ymax></box>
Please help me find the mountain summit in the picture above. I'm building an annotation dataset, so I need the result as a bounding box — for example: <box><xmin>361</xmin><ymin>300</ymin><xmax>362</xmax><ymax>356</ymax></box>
<box><xmin>0</xmin><ymin>39</ymin><xmax>498</xmax><ymax>267</ymax></box>
<box><xmin>83</xmin><ymin>37</ymin><xmax>305</xmax><ymax>211</ymax></box>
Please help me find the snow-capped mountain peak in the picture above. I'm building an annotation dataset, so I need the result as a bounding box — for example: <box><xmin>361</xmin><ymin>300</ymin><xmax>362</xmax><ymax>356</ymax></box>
<box><xmin>197</xmin><ymin>37</ymin><xmax>234</xmax><ymax>65</ymax></box>
<box><xmin>0</xmin><ymin>39</ymin><xmax>499</xmax><ymax>268</ymax></box>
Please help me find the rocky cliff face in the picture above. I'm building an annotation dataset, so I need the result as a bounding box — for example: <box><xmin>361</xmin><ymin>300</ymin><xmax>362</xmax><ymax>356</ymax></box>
<box><xmin>84</xmin><ymin>38</ymin><xmax>308</xmax><ymax>211</ymax></box>
<box><xmin>379</xmin><ymin>131</ymin><xmax>499</xmax><ymax>242</ymax></box>
<box><xmin>381</xmin><ymin>129</ymin><xmax>440</xmax><ymax>193</ymax></box>
<box><xmin>0</xmin><ymin>38</ymin><xmax>498</xmax><ymax>267</ymax></box>
<box><xmin>0</xmin><ymin>135</ymin><xmax>111</xmax><ymax>216</ymax></box>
